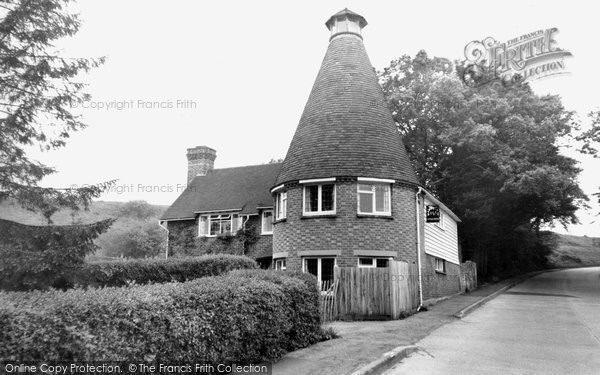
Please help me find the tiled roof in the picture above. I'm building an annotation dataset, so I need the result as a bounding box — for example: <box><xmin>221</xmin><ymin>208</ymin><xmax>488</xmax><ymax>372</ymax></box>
<box><xmin>161</xmin><ymin>163</ymin><xmax>281</xmax><ymax>220</ymax></box>
<box><xmin>275</xmin><ymin>30</ymin><xmax>419</xmax><ymax>186</ymax></box>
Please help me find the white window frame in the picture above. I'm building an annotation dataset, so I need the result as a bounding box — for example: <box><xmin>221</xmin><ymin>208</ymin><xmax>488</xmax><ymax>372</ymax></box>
<box><xmin>302</xmin><ymin>183</ymin><xmax>336</xmax><ymax>216</ymax></box>
<box><xmin>357</xmin><ymin>257</ymin><xmax>391</xmax><ymax>268</ymax></box>
<box><xmin>261</xmin><ymin>210</ymin><xmax>273</xmax><ymax>234</ymax></box>
<box><xmin>274</xmin><ymin>259</ymin><xmax>286</xmax><ymax>270</ymax></box>
<box><xmin>198</xmin><ymin>213</ymin><xmax>240</xmax><ymax>237</ymax></box>
<box><xmin>434</xmin><ymin>257</ymin><xmax>446</xmax><ymax>273</ymax></box>
<box><xmin>435</xmin><ymin>211</ymin><xmax>446</xmax><ymax>230</ymax></box>
<box><xmin>275</xmin><ymin>191</ymin><xmax>287</xmax><ymax>220</ymax></box>
<box><xmin>302</xmin><ymin>257</ymin><xmax>337</xmax><ymax>283</ymax></box>
<box><xmin>357</xmin><ymin>183</ymin><xmax>391</xmax><ymax>215</ymax></box>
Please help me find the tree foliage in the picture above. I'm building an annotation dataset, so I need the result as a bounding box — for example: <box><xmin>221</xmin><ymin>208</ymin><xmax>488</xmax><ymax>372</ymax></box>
<box><xmin>0</xmin><ymin>0</ymin><xmax>109</xmax><ymax>221</ymax></box>
<box><xmin>98</xmin><ymin>221</ymin><xmax>167</xmax><ymax>259</ymax></box>
<box><xmin>379</xmin><ymin>51</ymin><xmax>589</xmax><ymax>276</ymax></box>
<box><xmin>0</xmin><ymin>0</ymin><xmax>112</xmax><ymax>289</ymax></box>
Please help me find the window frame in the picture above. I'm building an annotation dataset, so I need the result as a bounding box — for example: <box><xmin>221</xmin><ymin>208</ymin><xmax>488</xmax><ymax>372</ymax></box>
<box><xmin>434</xmin><ymin>257</ymin><xmax>446</xmax><ymax>273</ymax></box>
<box><xmin>275</xmin><ymin>191</ymin><xmax>287</xmax><ymax>220</ymax></box>
<box><xmin>198</xmin><ymin>213</ymin><xmax>240</xmax><ymax>237</ymax></box>
<box><xmin>302</xmin><ymin>183</ymin><xmax>336</xmax><ymax>216</ymax></box>
<box><xmin>274</xmin><ymin>259</ymin><xmax>286</xmax><ymax>271</ymax></box>
<box><xmin>357</xmin><ymin>257</ymin><xmax>391</xmax><ymax>268</ymax></box>
<box><xmin>261</xmin><ymin>210</ymin><xmax>274</xmax><ymax>235</ymax></box>
<box><xmin>357</xmin><ymin>182</ymin><xmax>391</xmax><ymax>215</ymax></box>
<box><xmin>302</xmin><ymin>257</ymin><xmax>337</xmax><ymax>283</ymax></box>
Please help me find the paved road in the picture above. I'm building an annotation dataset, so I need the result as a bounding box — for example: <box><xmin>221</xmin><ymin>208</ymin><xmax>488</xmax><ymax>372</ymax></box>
<box><xmin>384</xmin><ymin>267</ymin><xmax>600</xmax><ymax>375</ymax></box>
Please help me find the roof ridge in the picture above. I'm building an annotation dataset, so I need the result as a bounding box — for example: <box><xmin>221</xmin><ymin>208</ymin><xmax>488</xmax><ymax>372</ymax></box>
<box><xmin>209</xmin><ymin>163</ymin><xmax>282</xmax><ymax>172</ymax></box>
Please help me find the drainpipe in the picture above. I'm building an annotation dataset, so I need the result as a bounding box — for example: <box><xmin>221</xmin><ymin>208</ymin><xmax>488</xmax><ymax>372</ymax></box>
<box><xmin>415</xmin><ymin>188</ymin><xmax>424</xmax><ymax>311</ymax></box>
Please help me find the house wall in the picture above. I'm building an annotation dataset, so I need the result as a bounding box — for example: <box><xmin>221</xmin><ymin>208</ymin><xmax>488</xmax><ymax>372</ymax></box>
<box><xmin>166</xmin><ymin>216</ymin><xmax>272</xmax><ymax>260</ymax></box>
<box><xmin>423</xmin><ymin>197</ymin><xmax>460</xmax><ymax>265</ymax></box>
<box><xmin>421</xmin><ymin>253</ymin><xmax>462</xmax><ymax>301</ymax></box>
<box><xmin>273</xmin><ymin>179</ymin><xmax>419</xmax><ymax>271</ymax></box>
<box><xmin>419</xmin><ymin>195</ymin><xmax>462</xmax><ymax>301</ymax></box>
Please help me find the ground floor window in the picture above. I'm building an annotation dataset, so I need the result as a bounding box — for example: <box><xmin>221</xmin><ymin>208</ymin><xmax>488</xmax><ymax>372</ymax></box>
<box><xmin>303</xmin><ymin>257</ymin><xmax>335</xmax><ymax>284</ymax></box>
<box><xmin>274</xmin><ymin>258</ymin><xmax>286</xmax><ymax>270</ymax></box>
<box><xmin>357</xmin><ymin>257</ymin><xmax>390</xmax><ymax>268</ymax></box>
<box><xmin>434</xmin><ymin>257</ymin><xmax>446</xmax><ymax>273</ymax></box>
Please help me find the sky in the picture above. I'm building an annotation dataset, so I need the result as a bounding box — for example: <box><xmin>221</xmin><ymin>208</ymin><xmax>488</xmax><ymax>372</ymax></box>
<box><xmin>30</xmin><ymin>0</ymin><xmax>599</xmax><ymax>236</ymax></box>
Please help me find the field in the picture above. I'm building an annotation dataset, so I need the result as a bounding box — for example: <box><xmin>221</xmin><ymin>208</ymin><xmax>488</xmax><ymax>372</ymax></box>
<box><xmin>540</xmin><ymin>231</ymin><xmax>600</xmax><ymax>268</ymax></box>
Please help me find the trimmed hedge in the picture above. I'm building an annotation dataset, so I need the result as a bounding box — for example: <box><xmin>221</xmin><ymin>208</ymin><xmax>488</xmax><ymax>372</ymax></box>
<box><xmin>66</xmin><ymin>254</ymin><xmax>258</xmax><ymax>288</ymax></box>
<box><xmin>0</xmin><ymin>270</ymin><xmax>321</xmax><ymax>365</ymax></box>
<box><xmin>228</xmin><ymin>270</ymin><xmax>322</xmax><ymax>349</ymax></box>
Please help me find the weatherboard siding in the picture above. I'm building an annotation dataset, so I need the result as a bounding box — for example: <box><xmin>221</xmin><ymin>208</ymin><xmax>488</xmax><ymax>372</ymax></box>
<box><xmin>423</xmin><ymin>197</ymin><xmax>459</xmax><ymax>265</ymax></box>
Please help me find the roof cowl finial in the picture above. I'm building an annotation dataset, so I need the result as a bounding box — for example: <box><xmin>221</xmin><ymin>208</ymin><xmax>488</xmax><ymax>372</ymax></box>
<box><xmin>325</xmin><ymin>8</ymin><xmax>367</xmax><ymax>41</ymax></box>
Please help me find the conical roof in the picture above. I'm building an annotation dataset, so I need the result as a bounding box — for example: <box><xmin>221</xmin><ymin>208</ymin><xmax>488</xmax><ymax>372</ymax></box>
<box><xmin>275</xmin><ymin>10</ymin><xmax>418</xmax><ymax>186</ymax></box>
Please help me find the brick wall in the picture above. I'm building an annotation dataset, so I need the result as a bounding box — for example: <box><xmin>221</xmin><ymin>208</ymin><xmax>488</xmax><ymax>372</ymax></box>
<box><xmin>421</xmin><ymin>254</ymin><xmax>462</xmax><ymax>301</ymax></box>
<box><xmin>166</xmin><ymin>216</ymin><xmax>272</xmax><ymax>260</ymax></box>
<box><xmin>273</xmin><ymin>179</ymin><xmax>419</xmax><ymax>271</ymax></box>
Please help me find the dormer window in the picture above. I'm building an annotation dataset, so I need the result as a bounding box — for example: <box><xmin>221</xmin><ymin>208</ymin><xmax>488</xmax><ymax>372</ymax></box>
<box><xmin>301</xmin><ymin>178</ymin><xmax>336</xmax><ymax>216</ymax></box>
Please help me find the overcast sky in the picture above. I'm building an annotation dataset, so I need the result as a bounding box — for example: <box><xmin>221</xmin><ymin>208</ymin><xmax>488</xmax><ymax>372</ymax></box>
<box><xmin>31</xmin><ymin>0</ymin><xmax>598</xmax><ymax>236</ymax></box>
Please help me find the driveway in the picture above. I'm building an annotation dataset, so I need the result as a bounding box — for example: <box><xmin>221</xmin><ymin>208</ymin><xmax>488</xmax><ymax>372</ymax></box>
<box><xmin>384</xmin><ymin>267</ymin><xmax>600</xmax><ymax>374</ymax></box>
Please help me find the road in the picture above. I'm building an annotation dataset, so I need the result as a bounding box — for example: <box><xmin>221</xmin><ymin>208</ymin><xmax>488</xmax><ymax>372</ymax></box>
<box><xmin>383</xmin><ymin>267</ymin><xmax>600</xmax><ymax>375</ymax></box>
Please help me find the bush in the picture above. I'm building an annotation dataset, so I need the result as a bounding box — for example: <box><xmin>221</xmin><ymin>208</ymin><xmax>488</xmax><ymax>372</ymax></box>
<box><xmin>228</xmin><ymin>270</ymin><xmax>322</xmax><ymax>349</ymax></box>
<box><xmin>0</xmin><ymin>218</ymin><xmax>114</xmax><ymax>291</ymax></box>
<box><xmin>0</xmin><ymin>270</ymin><xmax>321</xmax><ymax>365</ymax></box>
<box><xmin>67</xmin><ymin>254</ymin><xmax>257</xmax><ymax>288</ymax></box>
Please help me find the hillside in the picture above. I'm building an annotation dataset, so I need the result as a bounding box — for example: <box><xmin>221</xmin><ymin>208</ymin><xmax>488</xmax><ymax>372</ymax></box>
<box><xmin>0</xmin><ymin>199</ymin><xmax>169</xmax><ymax>258</ymax></box>
<box><xmin>540</xmin><ymin>231</ymin><xmax>600</xmax><ymax>268</ymax></box>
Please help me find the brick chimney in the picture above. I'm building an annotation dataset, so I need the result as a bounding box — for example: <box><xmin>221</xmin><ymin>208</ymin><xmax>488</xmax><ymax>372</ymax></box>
<box><xmin>186</xmin><ymin>146</ymin><xmax>216</xmax><ymax>184</ymax></box>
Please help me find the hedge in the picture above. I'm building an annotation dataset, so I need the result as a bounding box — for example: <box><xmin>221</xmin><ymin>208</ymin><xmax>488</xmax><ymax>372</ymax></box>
<box><xmin>65</xmin><ymin>254</ymin><xmax>258</xmax><ymax>288</ymax></box>
<box><xmin>0</xmin><ymin>270</ymin><xmax>321</xmax><ymax>365</ymax></box>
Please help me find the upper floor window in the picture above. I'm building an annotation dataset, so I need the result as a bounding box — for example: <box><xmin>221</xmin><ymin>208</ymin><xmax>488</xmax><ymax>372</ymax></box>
<box><xmin>303</xmin><ymin>184</ymin><xmax>335</xmax><ymax>215</ymax></box>
<box><xmin>357</xmin><ymin>183</ymin><xmax>391</xmax><ymax>215</ymax></box>
<box><xmin>276</xmin><ymin>191</ymin><xmax>287</xmax><ymax>220</ymax></box>
<box><xmin>199</xmin><ymin>213</ymin><xmax>241</xmax><ymax>237</ymax></box>
<box><xmin>261</xmin><ymin>210</ymin><xmax>273</xmax><ymax>234</ymax></box>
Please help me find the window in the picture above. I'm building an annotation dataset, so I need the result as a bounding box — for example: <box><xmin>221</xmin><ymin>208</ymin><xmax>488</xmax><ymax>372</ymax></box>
<box><xmin>357</xmin><ymin>183</ymin><xmax>391</xmax><ymax>215</ymax></box>
<box><xmin>434</xmin><ymin>257</ymin><xmax>446</xmax><ymax>273</ymax></box>
<box><xmin>303</xmin><ymin>257</ymin><xmax>335</xmax><ymax>283</ymax></box>
<box><xmin>357</xmin><ymin>258</ymin><xmax>390</xmax><ymax>268</ymax></box>
<box><xmin>275</xmin><ymin>259</ymin><xmax>286</xmax><ymax>270</ymax></box>
<box><xmin>276</xmin><ymin>192</ymin><xmax>287</xmax><ymax>220</ymax></box>
<box><xmin>261</xmin><ymin>210</ymin><xmax>273</xmax><ymax>234</ymax></box>
<box><xmin>303</xmin><ymin>184</ymin><xmax>335</xmax><ymax>215</ymax></box>
<box><xmin>198</xmin><ymin>213</ymin><xmax>240</xmax><ymax>237</ymax></box>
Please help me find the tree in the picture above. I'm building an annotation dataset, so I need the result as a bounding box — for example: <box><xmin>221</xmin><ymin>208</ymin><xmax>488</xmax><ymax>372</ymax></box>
<box><xmin>379</xmin><ymin>51</ymin><xmax>588</xmax><ymax>277</ymax></box>
<box><xmin>99</xmin><ymin>221</ymin><xmax>167</xmax><ymax>259</ymax></box>
<box><xmin>1</xmin><ymin>0</ymin><xmax>109</xmax><ymax>220</ymax></box>
<box><xmin>0</xmin><ymin>0</ymin><xmax>112</xmax><ymax>289</ymax></box>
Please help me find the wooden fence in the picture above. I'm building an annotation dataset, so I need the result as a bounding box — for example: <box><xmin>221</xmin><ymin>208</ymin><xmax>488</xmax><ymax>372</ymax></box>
<box><xmin>327</xmin><ymin>261</ymin><xmax>419</xmax><ymax>320</ymax></box>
